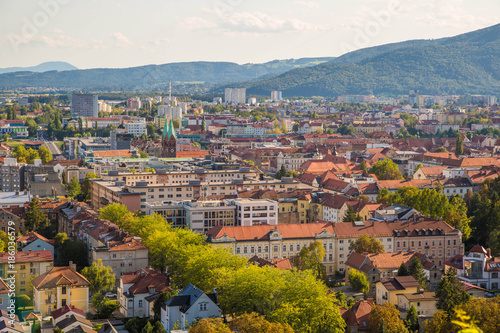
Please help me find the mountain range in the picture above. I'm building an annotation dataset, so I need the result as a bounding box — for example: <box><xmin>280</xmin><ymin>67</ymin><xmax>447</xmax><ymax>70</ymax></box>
<box><xmin>0</xmin><ymin>61</ymin><xmax>78</xmax><ymax>74</ymax></box>
<box><xmin>1</xmin><ymin>23</ymin><xmax>500</xmax><ymax>97</ymax></box>
<box><xmin>0</xmin><ymin>58</ymin><xmax>334</xmax><ymax>91</ymax></box>
<box><xmin>243</xmin><ymin>24</ymin><xmax>500</xmax><ymax>97</ymax></box>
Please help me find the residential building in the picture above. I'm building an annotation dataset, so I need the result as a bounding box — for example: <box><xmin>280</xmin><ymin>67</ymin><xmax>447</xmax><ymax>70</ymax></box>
<box><xmin>224</xmin><ymin>88</ymin><xmax>246</xmax><ymax>104</ymax></box>
<box><xmin>0</xmin><ymin>207</ymin><xmax>25</xmax><ymax>234</ymax></box>
<box><xmin>71</xmin><ymin>93</ymin><xmax>98</xmax><ymax>118</ymax></box>
<box><xmin>271</xmin><ymin>91</ymin><xmax>282</xmax><ymax>101</ymax></box>
<box><xmin>0</xmin><ymin>191</ymin><xmax>30</xmax><ymax>208</ymax></box>
<box><xmin>117</xmin><ymin>268</ymin><xmax>170</xmax><ymax>317</ymax></box>
<box><xmin>0</xmin><ymin>158</ymin><xmax>23</xmax><ymax>192</ymax></box>
<box><xmin>0</xmin><ymin>279</ymin><xmax>10</xmax><ymax>313</ymax></box>
<box><xmin>445</xmin><ymin>245</ymin><xmax>500</xmax><ymax>290</ymax></box>
<box><xmin>397</xmin><ymin>291</ymin><xmax>437</xmax><ymax>319</ymax></box>
<box><xmin>158</xmin><ymin>105</ymin><xmax>183</xmax><ymax>122</ymax></box>
<box><xmin>346</xmin><ymin>252</ymin><xmax>438</xmax><ymax>297</ymax></box>
<box><xmin>161</xmin><ymin>284</ymin><xmax>221</xmax><ymax>332</ymax></box>
<box><xmin>32</xmin><ymin>264</ymin><xmax>90</xmax><ymax>316</ymax></box>
<box><xmin>234</xmin><ymin>198</ymin><xmax>278</xmax><ymax>226</ymax></box>
<box><xmin>124</xmin><ymin>119</ymin><xmax>147</xmax><ymax>137</ymax></box>
<box><xmin>52</xmin><ymin>305</ymin><xmax>87</xmax><ymax>325</ymax></box>
<box><xmin>206</xmin><ymin>219</ymin><xmax>461</xmax><ymax>277</ymax></box>
<box><xmin>17</xmin><ymin>232</ymin><xmax>55</xmax><ymax>257</ymax></box>
<box><xmin>340</xmin><ymin>299</ymin><xmax>373</xmax><ymax>333</ymax></box>
<box><xmin>54</xmin><ymin>314</ymin><xmax>94</xmax><ymax>333</ymax></box>
<box><xmin>375</xmin><ymin>276</ymin><xmax>420</xmax><ymax>305</ymax></box>
<box><xmin>0</xmin><ymin>250</ymin><xmax>53</xmax><ymax>295</ymax></box>
<box><xmin>110</xmin><ymin>130</ymin><xmax>133</xmax><ymax>150</ymax></box>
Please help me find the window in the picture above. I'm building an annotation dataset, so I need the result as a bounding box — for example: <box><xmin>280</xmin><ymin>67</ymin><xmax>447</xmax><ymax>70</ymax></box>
<box><xmin>20</xmin><ymin>265</ymin><xmax>25</xmax><ymax>270</ymax></box>
<box><xmin>236</xmin><ymin>248</ymin><xmax>240</xmax><ymax>254</ymax></box>
<box><xmin>492</xmin><ymin>272</ymin><xmax>498</xmax><ymax>278</ymax></box>
<box><xmin>200</xmin><ymin>303</ymin><xmax>207</xmax><ymax>311</ymax></box>
<box><xmin>273</xmin><ymin>246</ymin><xmax>279</xmax><ymax>252</ymax></box>
<box><xmin>62</xmin><ymin>287</ymin><xmax>66</xmax><ymax>295</ymax></box>
<box><xmin>258</xmin><ymin>246</ymin><xmax>261</xmax><ymax>253</ymax></box>
<box><xmin>243</xmin><ymin>247</ymin><xmax>247</xmax><ymax>254</ymax></box>
<box><xmin>62</xmin><ymin>299</ymin><xmax>66</xmax><ymax>306</ymax></box>
<box><xmin>283</xmin><ymin>245</ymin><xmax>286</xmax><ymax>252</ymax></box>
<box><xmin>139</xmin><ymin>300</ymin><xmax>143</xmax><ymax>308</ymax></box>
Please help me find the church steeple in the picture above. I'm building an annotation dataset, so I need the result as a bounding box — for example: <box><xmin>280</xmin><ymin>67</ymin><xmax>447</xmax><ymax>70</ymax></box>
<box><xmin>162</xmin><ymin>118</ymin><xmax>169</xmax><ymax>138</ymax></box>
<box><xmin>161</xmin><ymin>118</ymin><xmax>177</xmax><ymax>158</ymax></box>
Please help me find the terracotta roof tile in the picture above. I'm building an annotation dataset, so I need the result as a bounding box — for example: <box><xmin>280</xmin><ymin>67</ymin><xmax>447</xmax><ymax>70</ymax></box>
<box><xmin>32</xmin><ymin>266</ymin><xmax>90</xmax><ymax>289</ymax></box>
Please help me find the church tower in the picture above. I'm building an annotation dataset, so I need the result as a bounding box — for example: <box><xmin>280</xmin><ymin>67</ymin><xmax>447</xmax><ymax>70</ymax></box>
<box><xmin>162</xmin><ymin>118</ymin><xmax>177</xmax><ymax>158</ymax></box>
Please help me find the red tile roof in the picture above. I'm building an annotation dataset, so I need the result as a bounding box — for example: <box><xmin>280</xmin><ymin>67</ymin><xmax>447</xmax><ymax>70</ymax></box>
<box><xmin>0</xmin><ymin>250</ymin><xmax>53</xmax><ymax>264</ymax></box>
<box><xmin>32</xmin><ymin>266</ymin><xmax>90</xmax><ymax>289</ymax></box>
<box><xmin>51</xmin><ymin>305</ymin><xmax>86</xmax><ymax>321</ymax></box>
<box><xmin>341</xmin><ymin>299</ymin><xmax>373</xmax><ymax>330</ymax></box>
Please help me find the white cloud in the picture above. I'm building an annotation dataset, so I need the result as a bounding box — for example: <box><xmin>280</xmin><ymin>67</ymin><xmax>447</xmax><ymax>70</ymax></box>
<box><xmin>178</xmin><ymin>16</ymin><xmax>217</xmax><ymax>31</ymax></box>
<box><xmin>148</xmin><ymin>37</ymin><xmax>170</xmax><ymax>47</ymax></box>
<box><xmin>111</xmin><ymin>32</ymin><xmax>133</xmax><ymax>47</ymax></box>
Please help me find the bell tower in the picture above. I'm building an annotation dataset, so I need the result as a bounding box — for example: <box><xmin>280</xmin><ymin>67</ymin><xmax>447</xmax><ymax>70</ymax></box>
<box><xmin>162</xmin><ymin>118</ymin><xmax>177</xmax><ymax>158</ymax></box>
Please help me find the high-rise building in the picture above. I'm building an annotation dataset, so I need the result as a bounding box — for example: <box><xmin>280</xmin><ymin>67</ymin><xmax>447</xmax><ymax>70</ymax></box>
<box><xmin>110</xmin><ymin>129</ymin><xmax>133</xmax><ymax>150</ymax></box>
<box><xmin>71</xmin><ymin>93</ymin><xmax>98</xmax><ymax>118</ymax></box>
<box><xmin>224</xmin><ymin>88</ymin><xmax>246</xmax><ymax>104</ymax></box>
<box><xmin>158</xmin><ymin>105</ymin><xmax>183</xmax><ymax>121</ymax></box>
<box><xmin>271</xmin><ymin>91</ymin><xmax>282</xmax><ymax>101</ymax></box>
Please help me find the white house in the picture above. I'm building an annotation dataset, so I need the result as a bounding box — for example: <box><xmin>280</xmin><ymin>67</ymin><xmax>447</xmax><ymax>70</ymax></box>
<box><xmin>118</xmin><ymin>268</ymin><xmax>170</xmax><ymax>317</ymax></box>
<box><xmin>161</xmin><ymin>284</ymin><xmax>221</xmax><ymax>332</ymax></box>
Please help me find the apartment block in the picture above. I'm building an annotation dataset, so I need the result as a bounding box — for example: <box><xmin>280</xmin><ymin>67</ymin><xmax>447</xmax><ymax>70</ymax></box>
<box><xmin>234</xmin><ymin>198</ymin><xmax>278</xmax><ymax>226</ymax></box>
<box><xmin>71</xmin><ymin>93</ymin><xmax>98</xmax><ymax>118</ymax></box>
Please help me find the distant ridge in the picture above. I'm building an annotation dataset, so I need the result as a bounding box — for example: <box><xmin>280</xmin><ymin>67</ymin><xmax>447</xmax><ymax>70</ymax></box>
<box><xmin>0</xmin><ymin>58</ymin><xmax>335</xmax><ymax>90</ymax></box>
<box><xmin>0</xmin><ymin>61</ymin><xmax>78</xmax><ymax>74</ymax></box>
<box><xmin>242</xmin><ymin>23</ymin><xmax>500</xmax><ymax>97</ymax></box>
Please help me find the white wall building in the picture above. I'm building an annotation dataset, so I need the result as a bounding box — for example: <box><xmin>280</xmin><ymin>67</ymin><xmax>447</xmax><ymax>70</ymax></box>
<box><xmin>234</xmin><ymin>198</ymin><xmax>278</xmax><ymax>226</ymax></box>
<box><xmin>124</xmin><ymin>119</ymin><xmax>147</xmax><ymax>137</ymax></box>
<box><xmin>224</xmin><ymin>88</ymin><xmax>246</xmax><ymax>104</ymax></box>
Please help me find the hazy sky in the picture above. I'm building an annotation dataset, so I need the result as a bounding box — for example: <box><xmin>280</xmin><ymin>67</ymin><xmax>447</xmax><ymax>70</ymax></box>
<box><xmin>1</xmin><ymin>0</ymin><xmax>499</xmax><ymax>69</ymax></box>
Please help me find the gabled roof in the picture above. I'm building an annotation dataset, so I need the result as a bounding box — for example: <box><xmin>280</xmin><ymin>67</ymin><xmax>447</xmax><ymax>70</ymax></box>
<box><xmin>55</xmin><ymin>314</ymin><xmax>93</xmax><ymax>331</ymax></box>
<box><xmin>165</xmin><ymin>283</ymin><xmax>217</xmax><ymax>313</ymax></box>
<box><xmin>380</xmin><ymin>276</ymin><xmax>420</xmax><ymax>291</ymax></box>
<box><xmin>121</xmin><ymin>269</ymin><xmax>170</xmax><ymax>295</ymax></box>
<box><xmin>0</xmin><ymin>320</ymin><xmax>23</xmax><ymax>333</ymax></box>
<box><xmin>51</xmin><ymin>305</ymin><xmax>86</xmax><ymax>321</ymax></box>
<box><xmin>248</xmin><ymin>256</ymin><xmax>292</xmax><ymax>270</ymax></box>
<box><xmin>32</xmin><ymin>266</ymin><xmax>90</xmax><ymax>289</ymax></box>
<box><xmin>0</xmin><ymin>250</ymin><xmax>53</xmax><ymax>264</ymax></box>
<box><xmin>341</xmin><ymin>299</ymin><xmax>373</xmax><ymax>330</ymax></box>
<box><xmin>16</xmin><ymin>231</ymin><xmax>55</xmax><ymax>246</ymax></box>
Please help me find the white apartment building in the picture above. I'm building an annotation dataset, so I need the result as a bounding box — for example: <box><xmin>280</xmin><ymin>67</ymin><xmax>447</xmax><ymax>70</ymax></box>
<box><xmin>71</xmin><ymin>93</ymin><xmax>98</xmax><ymax>118</ymax></box>
<box><xmin>225</xmin><ymin>88</ymin><xmax>246</xmax><ymax>104</ymax></box>
<box><xmin>158</xmin><ymin>105</ymin><xmax>183</xmax><ymax>121</ymax></box>
<box><xmin>124</xmin><ymin>119</ymin><xmax>147</xmax><ymax>137</ymax></box>
<box><xmin>234</xmin><ymin>198</ymin><xmax>278</xmax><ymax>226</ymax></box>
<box><xmin>271</xmin><ymin>91</ymin><xmax>282</xmax><ymax>101</ymax></box>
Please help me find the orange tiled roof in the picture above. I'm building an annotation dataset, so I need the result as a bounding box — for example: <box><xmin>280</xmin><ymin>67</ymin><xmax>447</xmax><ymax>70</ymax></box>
<box><xmin>32</xmin><ymin>266</ymin><xmax>90</xmax><ymax>289</ymax></box>
<box><xmin>0</xmin><ymin>250</ymin><xmax>53</xmax><ymax>264</ymax></box>
<box><xmin>93</xmin><ymin>150</ymin><xmax>133</xmax><ymax>158</ymax></box>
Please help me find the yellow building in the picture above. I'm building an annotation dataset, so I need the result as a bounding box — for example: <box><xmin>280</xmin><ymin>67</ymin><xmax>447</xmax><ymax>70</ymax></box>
<box><xmin>0</xmin><ymin>250</ymin><xmax>53</xmax><ymax>295</ymax></box>
<box><xmin>397</xmin><ymin>291</ymin><xmax>437</xmax><ymax>318</ymax></box>
<box><xmin>375</xmin><ymin>276</ymin><xmax>420</xmax><ymax>305</ymax></box>
<box><xmin>297</xmin><ymin>194</ymin><xmax>323</xmax><ymax>224</ymax></box>
<box><xmin>32</xmin><ymin>264</ymin><xmax>90</xmax><ymax>316</ymax></box>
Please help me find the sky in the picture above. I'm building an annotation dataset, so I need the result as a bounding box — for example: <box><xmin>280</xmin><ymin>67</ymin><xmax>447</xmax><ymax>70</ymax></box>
<box><xmin>0</xmin><ymin>0</ymin><xmax>499</xmax><ymax>69</ymax></box>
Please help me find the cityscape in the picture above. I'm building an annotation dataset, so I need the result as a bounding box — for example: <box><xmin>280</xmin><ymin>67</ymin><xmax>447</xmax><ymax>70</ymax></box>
<box><xmin>0</xmin><ymin>1</ymin><xmax>500</xmax><ymax>333</ymax></box>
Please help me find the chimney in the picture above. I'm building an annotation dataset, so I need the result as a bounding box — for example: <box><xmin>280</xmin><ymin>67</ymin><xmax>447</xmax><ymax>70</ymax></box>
<box><xmin>23</xmin><ymin>190</ymin><xmax>27</xmax><ymax>195</ymax></box>
<box><xmin>69</xmin><ymin>261</ymin><xmax>76</xmax><ymax>271</ymax></box>
<box><xmin>15</xmin><ymin>191</ymin><xmax>19</xmax><ymax>196</ymax></box>
<box><xmin>487</xmin><ymin>248</ymin><xmax>492</xmax><ymax>258</ymax></box>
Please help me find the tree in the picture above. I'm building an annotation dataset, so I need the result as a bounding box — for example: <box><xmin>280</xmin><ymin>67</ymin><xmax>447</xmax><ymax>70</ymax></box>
<box><xmin>202</xmin><ymin>118</ymin><xmax>207</xmax><ymax>132</ymax></box>
<box><xmin>405</xmin><ymin>304</ymin><xmax>419</xmax><ymax>332</ymax></box>
<box><xmin>349</xmin><ymin>234</ymin><xmax>385</xmax><ymax>253</ymax></box>
<box><xmin>81</xmin><ymin>172</ymin><xmax>99</xmax><ymax>201</ymax></box>
<box><xmin>26</xmin><ymin>148</ymin><xmax>40</xmax><ymax>164</ymax></box>
<box><xmin>141</xmin><ymin>322</ymin><xmax>153</xmax><ymax>333</ymax></box>
<box><xmin>408</xmin><ymin>256</ymin><xmax>427</xmax><ymax>289</ymax></box>
<box><xmin>138</xmin><ymin>151</ymin><xmax>148</xmax><ymax>158</ymax></box>
<box><xmin>414</xmin><ymin>163</ymin><xmax>423</xmax><ymax>174</ymax></box>
<box><xmin>99</xmin><ymin>203</ymin><xmax>131</xmax><ymax>226</ymax></box>
<box><xmin>25</xmin><ymin>197</ymin><xmax>50</xmax><ymax>232</ymax></box>
<box><xmin>0</xmin><ymin>231</ymin><xmax>8</xmax><ymax>252</ymax></box>
<box><xmin>146</xmin><ymin>123</ymin><xmax>155</xmax><ymax>138</ymax></box>
<box><xmin>230</xmin><ymin>312</ymin><xmax>294</xmax><ymax>333</ymax></box>
<box><xmin>348</xmin><ymin>269</ymin><xmax>369</xmax><ymax>294</ymax></box>
<box><xmin>360</xmin><ymin>160</ymin><xmax>367</xmax><ymax>171</ymax></box>
<box><xmin>369</xmin><ymin>158</ymin><xmax>403</xmax><ymax>180</ymax></box>
<box><xmin>397</xmin><ymin>262</ymin><xmax>410</xmax><ymax>276</ymax></box>
<box><xmin>153</xmin><ymin>321</ymin><xmax>166</xmax><ymax>333</ymax></box>
<box><xmin>188</xmin><ymin>318</ymin><xmax>231</xmax><ymax>333</ymax></box>
<box><xmin>54</xmin><ymin>232</ymin><xmax>69</xmax><ymax>246</ymax></box>
<box><xmin>455</xmin><ymin>135</ymin><xmax>464</xmax><ymax>156</ymax></box>
<box><xmin>91</xmin><ymin>292</ymin><xmax>120</xmax><ymax>319</ymax></box>
<box><xmin>293</xmin><ymin>241</ymin><xmax>326</xmax><ymax>278</ymax></box>
<box><xmin>276</xmin><ymin>165</ymin><xmax>287</xmax><ymax>180</ymax></box>
<box><xmin>436</xmin><ymin>147</ymin><xmax>447</xmax><ymax>152</ymax></box>
<box><xmin>281</xmin><ymin>120</ymin><xmax>288</xmax><ymax>133</ymax></box>
<box><xmin>343</xmin><ymin>205</ymin><xmax>362</xmax><ymax>222</ymax></box>
<box><xmin>435</xmin><ymin>268</ymin><xmax>470</xmax><ymax>315</ymax></box>
<box><xmin>13</xmin><ymin>145</ymin><xmax>28</xmax><ymax>163</ymax></box>
<box><xmin>368</xmin><ymin>304</ymin><xmax>409</xmax><ymax>333</ymax></box>
<box><xmin>78</xmin><ymin>116</ymin><xmax>83</xmax><ymax>132</ymax></box>
<box><xmin>2</xmin><ymin>133</ymin><xmax>9</xmax><ymax>142</ymax></box>
<box><xmin>16</xmin><ymin>294</ymin><xmax>31</xmax><ymax>308</ymax></box>
<box><xmin>424</xmin><ymin>310</ymin><xmax>454</xmax><ymax>333</ymax></box>
<box><xmin>38</xmin><ymin>146</ymin><xmax>53</xmax><ymax>164</ymax></box>
<box><xmin>81</xmin><ymin>259</ymin><xmax>115</xmax><ymax>294</ymax></box>
<box><xmin>173</xmin><ymin>119</ymin><xmax>180</xmax><ymax>129</ymax></box>
<box><xmin>55</xmin><ymin>238</ymin><xmax>88</xmax><ymax>269</ymax></box>
<box><xmin>456</xmin><ymin>297</ymin><xmax>500</xmax><ymax>333</ymax></box>
<box><xmin>67</xmin><ymin>175</ymin><xmax>81</xmax><ymax>198</ymax></box>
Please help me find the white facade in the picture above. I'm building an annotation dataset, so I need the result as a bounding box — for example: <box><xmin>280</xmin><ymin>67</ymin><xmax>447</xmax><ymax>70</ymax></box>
<box><xmin>158</xmin><ymin>105</ymin><xmax>183</xmax><ymax>121</ymax></box>
<box><xmin>234</xmin><ymin>198</ymin><xmax>278</xmax><ymax>226</ymax></box>
<box><xmin>124</xmin><ymin>119</ymin><xmax>147</xmax><ymax>137</ymax></box>
<box><xmin>271</xmin><ymin>91</ymin><xmax>282</xmax><ymax>101</ymax></box>
<box><xmin>224</xmin><ymin>88</ymin><xmax>246</xmax><ymax>104</ymax></box>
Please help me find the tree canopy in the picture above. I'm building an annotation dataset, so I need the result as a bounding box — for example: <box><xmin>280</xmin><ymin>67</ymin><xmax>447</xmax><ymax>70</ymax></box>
<box><xmin>369</xmin><ymin>158</ymin><xmax>403</xmax><ymax>180</ymax></box>
<box><xmin>349</xmin><ymin>234</ymin><xmax>385</xmax><ymax>254</ymax></box>
<box><xmin>348</xmin><ymin>269</ymin><xmax>369</xmax><ymax>294</ymax></box>
<box><xmin>82</xmin><ymin>259</ymin><xmax>115</xmax><ymax>294</ymax></box>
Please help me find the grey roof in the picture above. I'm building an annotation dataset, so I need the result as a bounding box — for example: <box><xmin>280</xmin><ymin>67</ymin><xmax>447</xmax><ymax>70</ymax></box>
<box><xmin>165</xmin><ymin>283</ymin><xmax>216</xmax><ymax>313</ymax></box>
<box><xmin>0</xmin><ymin>191</ymin><xmax>30</xmax><ymax>205</ymax></box>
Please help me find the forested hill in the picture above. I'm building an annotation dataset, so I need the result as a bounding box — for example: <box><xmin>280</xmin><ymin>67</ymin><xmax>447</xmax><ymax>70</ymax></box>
<box><xmin>0</xmin><ymin>57</ymin><xmax>334</xmax><ymax>90</ymax></box>
<box><xmin>244</xmin><ymin>23</ymin><xmax>500</xmax><ymax>97</ymax></box>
